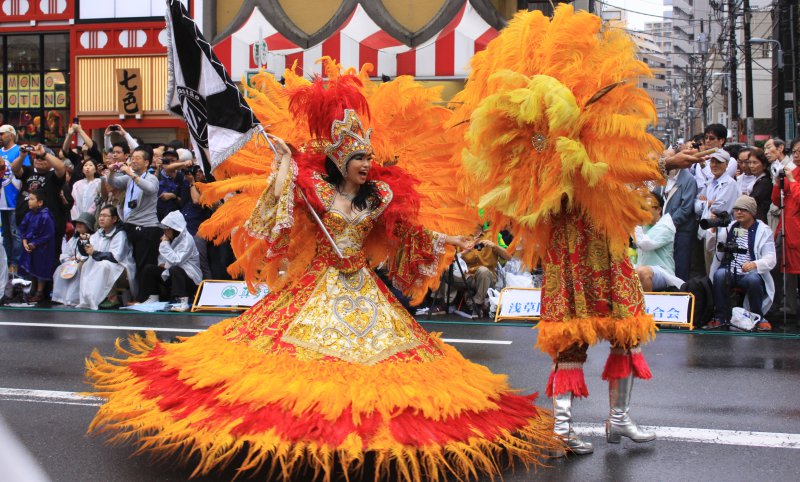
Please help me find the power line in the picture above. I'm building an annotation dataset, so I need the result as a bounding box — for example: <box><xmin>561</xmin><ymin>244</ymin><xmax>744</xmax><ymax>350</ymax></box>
<box><xmin>595</xmin><ymin>0</ymin><xmax>707</xmax><ymax>23</ymax></box>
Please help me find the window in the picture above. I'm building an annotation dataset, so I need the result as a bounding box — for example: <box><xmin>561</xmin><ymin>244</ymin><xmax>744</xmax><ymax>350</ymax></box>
<box><xmin>1</xmin><ymin>33</ymin><xmax>70</xmax><ymax>147</ymax></box>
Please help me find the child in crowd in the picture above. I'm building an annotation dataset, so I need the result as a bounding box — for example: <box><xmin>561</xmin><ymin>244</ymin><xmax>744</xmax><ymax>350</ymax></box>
<box><xmin>52</xmin><ymin>212</ymin><xmax>95</xmax><ymax>306</ymax></box>
<box><xmin>18</xmin><ymin>189</ymin><xmax>56</xmax><ymax>302</ymax></box>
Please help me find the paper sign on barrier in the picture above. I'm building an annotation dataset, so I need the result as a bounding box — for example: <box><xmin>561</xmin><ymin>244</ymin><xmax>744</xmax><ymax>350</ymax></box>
<box><xmin>495</xmin><ymin>288</ymin><xmax>694</xmax><ymax>329</ymax></box>
<box><xmin>191</xmin><ymin>280</ymin><xmax>270</xmax><ymax>312</ymax></box>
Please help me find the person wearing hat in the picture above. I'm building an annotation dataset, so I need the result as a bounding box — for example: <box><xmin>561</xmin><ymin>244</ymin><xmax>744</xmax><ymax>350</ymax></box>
<box><xmin>52</xmin><ymin>212</ymin><xmax>95</xmax><ymax>306</ymax></box>
<box><xmin>695</xmin><ymin>148</ymin><xmax>739</xmax><ymax>274</ymax></box>
<box><xmin>137</xmin><ymin>210</ymin><xmax>201</xmax><ymax>311</ymax></box>
<box><xmin>704</xmin><ymin>195</ymin><xmax>776</xmax><ymax>330</ymax></box>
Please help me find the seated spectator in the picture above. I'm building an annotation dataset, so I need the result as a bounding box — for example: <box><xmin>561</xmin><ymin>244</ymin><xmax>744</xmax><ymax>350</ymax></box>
<box><xmin>695</xmin><ymin>149</ymin><xmax>738</xmax><ymax>273</ymax></box>
<box><xmin>705</xmin><ymin>195</ymin><xmax>776</xmax><ymax>330</ymax></box>
<box><xmin>635</xmin><ymin>191</ymin><xmax>683</xmax><ymax>291</ymax></box>
<box><xmin>76</xmin><ymin>205</ymin><xmax>136</xmax><ymax>310</ymax></box>
<box><xmin>70</xmin><ymin>159</ymin><xmax>101</xmax><ymax>220</ymax></box>
<box><xmin>746</xmin><ymin>147</ymin><xmax>773</xmax><ymax>223</ymax></box>
<box><xmin>432</xmin><ymin>224</ymin><xmax>510</xmax><ymax>319</ymax></box>
<box><xmin>137</xmin><ymin>211</ymin><xmax>202</xmax><ymax>312</ymax></box>
<box><xmin>18</xmin><ymin>190</ymin><xmax>56</xmax><ymax>303</ymax></box>
<box><xmin>52</xmin><ymin>212</ymin><xmax>95</xmax><ymax>307</ymax></box>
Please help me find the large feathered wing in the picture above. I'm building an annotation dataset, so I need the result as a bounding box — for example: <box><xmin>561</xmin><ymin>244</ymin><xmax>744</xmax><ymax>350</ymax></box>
<box><xmin>198</xmin><ymin>59</ymin><xmax>474</xmax><ymax>298</ymax></box>
<box><xmin>451</xmin><ymin>5</ymin><xmax>664</xmax><ymax>268</ymax></box>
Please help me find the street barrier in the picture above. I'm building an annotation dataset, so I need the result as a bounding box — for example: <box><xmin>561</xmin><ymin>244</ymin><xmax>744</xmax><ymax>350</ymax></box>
<box><xmin>494</xmin><ymin>287</ymin><xmax>695</xmax><ymax>329</ymax></box>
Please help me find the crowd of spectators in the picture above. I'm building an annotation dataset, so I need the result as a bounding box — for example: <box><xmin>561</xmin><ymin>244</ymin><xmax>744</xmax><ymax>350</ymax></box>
<box><xmin>0</xmin><ymin>120</ymin><xmax>798</xmax><ymax>330</ymax></box>
<box><xmin>0</xmin><ymin>122</ymin><xmax>227</xmax><ymax>311</ymax></box>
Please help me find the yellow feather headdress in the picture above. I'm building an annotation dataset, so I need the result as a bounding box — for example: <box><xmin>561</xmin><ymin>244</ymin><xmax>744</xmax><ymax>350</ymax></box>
<box><xmin>452</xmin><ymin>5</ymin><xmax>664</xmax><ymax>268</ymax></box>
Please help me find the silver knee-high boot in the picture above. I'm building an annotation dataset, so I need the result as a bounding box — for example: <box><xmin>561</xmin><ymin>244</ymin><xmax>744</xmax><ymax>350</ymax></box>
<box><xmin>606</xmin><ymin>373</ymin><xmax>656</xmax><ymax>443</ymax></box>
<box><xmin>553</xmin><ymin>391</ymin><xmax>594</xmax><ymax>455</ymax></box>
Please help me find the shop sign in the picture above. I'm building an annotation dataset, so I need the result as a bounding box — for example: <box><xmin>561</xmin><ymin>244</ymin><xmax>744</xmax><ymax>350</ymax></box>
<box><xmin>116</xmin><ymin>68</ymin><xmax>141</xmax><ymax>115</ymax></box>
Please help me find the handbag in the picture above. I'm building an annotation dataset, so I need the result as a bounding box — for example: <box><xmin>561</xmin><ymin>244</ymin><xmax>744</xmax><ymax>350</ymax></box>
<box><xmin>60</xmin><ymin>260</ymin><xmax>80</xmax><ymax>279</ymax></box>
<box><xmin>730</xmin><ymin>307</ymin><xmax>761</xmax><ymax>332</ymax></box>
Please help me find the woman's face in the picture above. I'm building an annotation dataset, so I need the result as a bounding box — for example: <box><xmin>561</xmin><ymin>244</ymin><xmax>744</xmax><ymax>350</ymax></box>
<box><xmin>75</xmin><ymin>222</ymin><xmax>89</xmax><ymax>235</ymax></box>
<box><xmin>82</xmin><ymin>161</ymin><xmax>97</xmax><ymax>178</ymax></box>
<box><xmin>737</xmin><ymin>151</ymin><xmax>751</xmax><ymax>175</ymax></box>
<box><xmin>345</xmin><ymin>155</ymin><xmax>372</xmax><ymax>186</ymax></box>
<box><xmin>97</xmin><ymin>209</ymin><xmax>117</xmax><ymax>229</ymax></box>
<box><xmin>748</xmin><ymin>157</ymin><xmax>766</xmax><ymax>176</ymax></box>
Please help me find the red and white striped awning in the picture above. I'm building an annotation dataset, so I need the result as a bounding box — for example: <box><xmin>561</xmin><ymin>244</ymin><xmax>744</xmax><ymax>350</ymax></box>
<box><xmin>213</xmin><ymin>2</ymin><xmax>498</xmax><ymax>81</ymax></box>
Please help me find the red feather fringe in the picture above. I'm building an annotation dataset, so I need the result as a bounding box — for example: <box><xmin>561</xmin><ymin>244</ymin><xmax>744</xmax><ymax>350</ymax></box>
<box><xmin>129</xmin><ymin>350</ymin><xmax>540</xmax><ymax>448</ymax></box>
<box><xmin>631</xmin><ymin>351</ymin><xmax>653</xmax><ymax>379</ymax></box>
<box><xmin>546</xmin><ymin>367</ymin><xmax>589</xmax><ymax>398</ymax></box>
<box><xmin>601</xmin><ymin>352</ymin><xmax>632</xmax><ymax>381</ymax></box>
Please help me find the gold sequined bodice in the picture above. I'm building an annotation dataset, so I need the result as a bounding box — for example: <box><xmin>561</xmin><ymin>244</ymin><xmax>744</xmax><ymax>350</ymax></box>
<box><xmin>323</xmin><ymin>208</ymin><xmax>375</xmax><ymax>258</ymax></box>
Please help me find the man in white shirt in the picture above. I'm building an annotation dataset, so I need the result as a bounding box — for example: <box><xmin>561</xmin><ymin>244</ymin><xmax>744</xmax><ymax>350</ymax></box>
<box><xmin>696</xmin><ymin>149</ymin><xmax>739</xmax><ymax>274</ymax></box>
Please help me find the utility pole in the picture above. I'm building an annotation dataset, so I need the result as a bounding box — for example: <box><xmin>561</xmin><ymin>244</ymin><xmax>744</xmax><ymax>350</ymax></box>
<box><xmin>728</xmin><ymin>0</ymin><xmax>739</xmax><ymax>143</ymax></box>
<box><xmin>743</xmin><ymin>0</ymin><xmax>755</xmax><ymax>146</ymax></box>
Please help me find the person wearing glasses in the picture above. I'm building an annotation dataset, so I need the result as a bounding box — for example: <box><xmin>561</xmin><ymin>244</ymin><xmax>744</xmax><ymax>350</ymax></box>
<box><xmin>102</xmin><ymin>146</ymin><xmax>159</xmax><ymax>302</ymax></box>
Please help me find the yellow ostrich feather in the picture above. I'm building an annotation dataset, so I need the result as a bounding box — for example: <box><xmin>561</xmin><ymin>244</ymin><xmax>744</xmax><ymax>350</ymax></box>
<box><xmin>454</xmin><ymin>5</ymin><xmax>663</xmax><ymax>268</ymax></box>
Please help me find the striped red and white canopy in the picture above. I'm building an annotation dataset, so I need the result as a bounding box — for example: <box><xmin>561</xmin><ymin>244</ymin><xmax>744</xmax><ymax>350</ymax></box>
<box><xmin>213</xmin><ymin>2</ymin><xmax>498</xmax><ymax>81</ymax></box>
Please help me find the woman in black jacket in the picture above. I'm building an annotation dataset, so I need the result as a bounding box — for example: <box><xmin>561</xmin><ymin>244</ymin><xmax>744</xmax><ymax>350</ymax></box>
<box><xmin>747</xmin><ymin>147</ymin><xmax>773</xmax><ymax>223</ymax></box>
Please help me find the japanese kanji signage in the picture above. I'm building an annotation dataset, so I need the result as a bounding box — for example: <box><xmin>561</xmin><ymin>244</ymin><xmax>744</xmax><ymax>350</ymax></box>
<box><xmin>495</xmin><ymin>288</ymin><xmax>694</xmax><ymax>328</ymax></box>
<box><xmin>116</xmin><ymin>68</ymin><xmax>141</xmax><ymax>115</ymax></box>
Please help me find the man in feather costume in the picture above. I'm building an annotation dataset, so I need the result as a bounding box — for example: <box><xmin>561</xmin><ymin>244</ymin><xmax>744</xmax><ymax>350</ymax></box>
<box><xmin>454</xmin><ymin>5</ymin><xmax>664</xmax><ymax>455</ymax></box>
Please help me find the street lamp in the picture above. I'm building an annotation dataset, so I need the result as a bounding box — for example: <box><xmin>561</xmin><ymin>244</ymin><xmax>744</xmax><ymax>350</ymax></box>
<box><xmin>749</xmin><ymin>37</ymin><xmax>784</xmax><ymax>70</ymax></box>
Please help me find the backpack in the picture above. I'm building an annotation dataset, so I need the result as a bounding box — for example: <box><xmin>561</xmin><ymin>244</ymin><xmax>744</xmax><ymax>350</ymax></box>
<box><xmin>680</xmin><ymin>276</ymin><xmax>714</xmax><ymax>327</ymax></box>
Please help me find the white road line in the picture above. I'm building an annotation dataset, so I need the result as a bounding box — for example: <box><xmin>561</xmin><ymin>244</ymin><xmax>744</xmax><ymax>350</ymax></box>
<box><xmin>0</xmin><ymin>322</ymin><xmax>511</xmax><ymax>345</ymax></box>
<box><xmin>573</xmin><ymin>423</ymin><xmax>800</xmax><ymax>449</ymax></box>
<box><xmin>0</xmin><ymin>388</ymin><xmax>103</xmax><ymax>407</ymax></box>
<box><xmin>1</xmin><ymin>388</ymin><xmax>798</xmax><ymax>450</ymax></box>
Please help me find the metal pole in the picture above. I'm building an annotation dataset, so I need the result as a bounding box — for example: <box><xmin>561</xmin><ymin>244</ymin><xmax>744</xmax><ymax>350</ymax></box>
<box><xmin>728</xmin><ymin>0</ymin><xmax>739</xmax><ymax>142</ymax></box>
<box><xmin>743</xmin><ymin>0</ymin><xmax>755</xmax><ymax>145</ymax></box>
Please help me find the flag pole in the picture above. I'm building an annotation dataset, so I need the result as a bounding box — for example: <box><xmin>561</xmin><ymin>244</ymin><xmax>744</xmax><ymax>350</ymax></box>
<box><xmin>258</xmin><ymin>128</ymin><xmax>344</xmax><ymax>259</ymax></box>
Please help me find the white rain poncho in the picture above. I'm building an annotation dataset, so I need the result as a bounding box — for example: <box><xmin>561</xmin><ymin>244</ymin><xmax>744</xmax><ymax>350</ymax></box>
<box><xmin>76</xmin><ymin>224</ymin><xmax>136</xmax><ymax>310</ymax></box>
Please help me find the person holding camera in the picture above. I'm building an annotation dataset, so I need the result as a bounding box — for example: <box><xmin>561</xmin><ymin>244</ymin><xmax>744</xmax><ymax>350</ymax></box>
<box><xmin>704</xmin><ymin>195</ymin><xmax>776</xmax><ymax>330</ymax></box>
<box><xmin>769</xmin><ymin>138</ymin><xmax>800</xmax><ymax>319</ymax></box>
<box><xmin>103</xmin><ymin>124</ymin><xmax>138</xmax><ymax>154</ymax></box>
<box><xmin>155</xmin><ymin>148</ymin><xmax>184</xmax><ymax>221</ymax></box>
<box><xmin>52</xmin><ymin>212</ymin><xmax>95</xmax><ymax>307</ymax></box>
<box><xmin>102</xmin><ymin>146</ymin><xmax>159</xmax><ymax>302</ymax></box>
<box><xmin>695</xmin><ymin>149</ymin><xmax>738</xmax><ymax>275</ymax></box>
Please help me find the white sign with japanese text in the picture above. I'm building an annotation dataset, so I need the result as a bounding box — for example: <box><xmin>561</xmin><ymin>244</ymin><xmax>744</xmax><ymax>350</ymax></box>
<box><xmin>496</xmin><ymin>288</ymin><xmax>692</xmax><ymax>324</ymax></box>
<box><xmin>193</xmin><ymin>280</ymin><xmax>270</xmax><ymax>311</ymax></box>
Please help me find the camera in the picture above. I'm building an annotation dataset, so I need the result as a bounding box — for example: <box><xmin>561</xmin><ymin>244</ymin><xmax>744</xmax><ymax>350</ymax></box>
<box><xmin>691</xmin><ymin>141</ymin><xmax>702</xmax><ymax>150</ymax></box>
<box><xmin>475</xmin><ymin>242</ymin><xmax>485</xmax><ymax>251</ymax></box>
<box><xmin>72</xmin><ymin>116</ymin><xmax>79</xmax><ymax>124</ymax></box>
<box><xmin>127</xmin><ymin>199</ymin><xmax>138</xmax><ymax>210</ymax></box>
<box><xmin>699</xmin><ymin>210</ymin><xmax>731</xmax><ymax>230</ymax></box>
<box><xmin>21</xmin><ymin>145</ymin><xmax>35</xmax><ymax>152</ymax></box>
<box><xmin>108</xmin><ymin>125</ymin><xmax>119</xmax><ymax>131</ymax></box>
<box><xmin>717</xmin><ymin>241</ymin><xmax>747</xmax><ymax>255</ymax></box>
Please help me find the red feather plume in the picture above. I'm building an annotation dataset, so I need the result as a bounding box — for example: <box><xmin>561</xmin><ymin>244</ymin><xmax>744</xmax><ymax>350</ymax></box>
<box><xmin>288</xmin><ymin>75</ymin><xmax>371</xmax><ymax>141</ymax></box>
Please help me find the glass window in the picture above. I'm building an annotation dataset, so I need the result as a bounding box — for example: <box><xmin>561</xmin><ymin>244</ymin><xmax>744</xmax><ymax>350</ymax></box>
<box><xmin>6</xmin><ymin>35</ymin><xmax>40</xmax><ymax>73</ymax></box>
<box><xmin>44</xmin><ymin>34</ymin><xmax>69</xmax><ymax>71</ymax></box>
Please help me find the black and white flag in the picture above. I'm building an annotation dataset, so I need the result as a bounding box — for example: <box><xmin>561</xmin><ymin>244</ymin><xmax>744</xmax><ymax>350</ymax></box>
<box><xmin>165</xmin><ymin>0</ymin><xmax>260</xmax><ymax>173</ymax></box>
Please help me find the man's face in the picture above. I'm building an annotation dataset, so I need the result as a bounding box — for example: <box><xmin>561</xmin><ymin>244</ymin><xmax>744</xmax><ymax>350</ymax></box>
<box><xmin>33</xmin><ymin>156</ymin><xmax>50</xmax><ymax>172</ymax></box>
<box><xmin>765</xmin><ymin>140</ymin><xmax>781</xmax><ymax>161</ymax></box>
<box><xmin>704</xmin><ymin>132</ymin><xmax>725</xmax><ymax>149</ymax></box>
<box><xmin>710</xmin><ymin>158</ymin><xmax>728</xmax><ymax>178</ymax></box>
<box><xmin>738</xmin><ymin>151</ymin><xmax>751</xmax><ymax>175</ymax></box>
<box><xmin>128</xmin><ymin>151</ymin><xmax>148</xmax><ymax>173</ymax></box>
<box><xmin>0</xmin><ymin>131</ymin><xmax>14</xmax><ymax>147</ymax></box>
<box><xmin>111</xmin><ymin>146</ymin><xmax>127</xmax><ymax>163</ymax></box>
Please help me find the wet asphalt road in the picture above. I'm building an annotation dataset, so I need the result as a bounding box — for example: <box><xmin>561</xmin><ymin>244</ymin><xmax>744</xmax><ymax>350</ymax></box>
<box><xmin>1</xmin><ymin>307</ymin><xmax>799</xmax><ymax>481</ymax></box>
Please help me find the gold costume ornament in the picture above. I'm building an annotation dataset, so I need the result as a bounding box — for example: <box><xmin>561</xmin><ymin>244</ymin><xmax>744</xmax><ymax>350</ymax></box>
<box><xmin>324</xmin><ymin>108</ymin><xmax>374</xmax><ymax>175</ymax></box>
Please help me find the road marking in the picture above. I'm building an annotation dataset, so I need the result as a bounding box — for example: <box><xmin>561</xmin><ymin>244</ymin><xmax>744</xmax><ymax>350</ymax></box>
<box><xmin>573</xmin><ymin>423</ymin><xmax>800</xmax><ymax>449</ymax></box>
<box><xmin>1</xmin><ymin>388</ymin><xmax>798</xmax><ymax>449</ymax></box>
<box><xmin>0</xmin><ymin>322</ymin><xmax>511</xmax><ymax>345</ymax></box>
<box><xmin>0</xmin><ymin>388</ymin><xmax>103</xmax><ymax>407</ymax></box>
